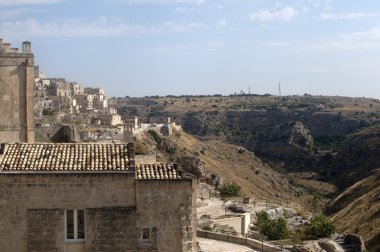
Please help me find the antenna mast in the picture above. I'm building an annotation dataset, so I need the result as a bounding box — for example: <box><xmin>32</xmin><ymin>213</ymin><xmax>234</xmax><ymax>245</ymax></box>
<box><xmin>309</xmin><ymin>72</ymin><xmax>312</xmax><ymax>95</ymax></box>
<box><xmin>278</xmin><ymin>81</ymin><xmax>282</xmax><ymax>96</ymax></box>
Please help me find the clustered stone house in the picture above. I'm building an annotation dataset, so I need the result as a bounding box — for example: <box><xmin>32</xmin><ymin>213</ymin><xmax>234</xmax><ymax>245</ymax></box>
<box><xmin>0</xmin><ymin>38</ymin><xmax>198</xmax><ymax>252</ymax></box>
<box><xmin>34</xmin><ymin>61</ymin><xmax>123</xmax><ymax>140</ymax></box>
<box><xmin>35</xmin><ymin>77</ymin><xmax>110</xmax><ymax>115</ymax></box>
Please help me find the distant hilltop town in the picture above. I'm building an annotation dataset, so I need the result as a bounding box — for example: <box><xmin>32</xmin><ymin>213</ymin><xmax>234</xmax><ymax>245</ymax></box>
<box><xmin>32</xmin><ymin>53</ymin><xmax>181</xmax><ymax>143</ymax></box>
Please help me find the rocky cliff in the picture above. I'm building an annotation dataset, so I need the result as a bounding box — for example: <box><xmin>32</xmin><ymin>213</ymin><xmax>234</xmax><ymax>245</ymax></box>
<box><xmin>331</xmin><ymin>126</ymin><xmax>380</xmax><ymax>188</ymax></box>
<box><xmin>182</xmin><ymin>108</ymin><xmax>363</xmax><ymax>172</ymax></box>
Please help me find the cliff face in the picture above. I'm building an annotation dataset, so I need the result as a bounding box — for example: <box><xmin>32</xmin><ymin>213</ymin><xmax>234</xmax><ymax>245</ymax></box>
<box><xmin>182</xmin><ymin>109</ymin><xmax>362</xmax><ymax>172</ymax></box>
<box><xmin>183</xmin><ymin>109</ymin><xmax>360</xmax><ymax>141</ymax></box>
<box><xmin>331</xmin><ymin>126</ymin><xmax>380</xmax><ymax>188</ymax></box>
<box><xmin>113</xmin><ymin>95</ymin><xmax>379</xmax><ymax>177</ymax></box>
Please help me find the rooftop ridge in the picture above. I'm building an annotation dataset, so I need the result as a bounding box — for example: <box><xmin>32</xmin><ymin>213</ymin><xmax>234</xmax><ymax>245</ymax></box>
<box><xmin>0</xmin><ymin>143</ymin><xmax>184</xmax><ymax>179</ymax></box>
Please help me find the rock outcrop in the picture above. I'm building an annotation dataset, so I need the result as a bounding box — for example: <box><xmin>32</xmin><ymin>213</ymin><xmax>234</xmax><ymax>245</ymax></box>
<box><xmin>332</xmin><ymin>126</ymin><xmax>380</xmax><ymax>188</ymax></box>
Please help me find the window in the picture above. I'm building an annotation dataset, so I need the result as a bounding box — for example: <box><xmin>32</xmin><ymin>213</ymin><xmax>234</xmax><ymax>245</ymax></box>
<box><xmin>141</xmin><ymin>227</ymin><xmax>151</xmax><ymax>244</ymax></box>
<box><xmin>65</xmin><ymin>209</ymin><xmax>85</xmax><ymax>241</ymax></box>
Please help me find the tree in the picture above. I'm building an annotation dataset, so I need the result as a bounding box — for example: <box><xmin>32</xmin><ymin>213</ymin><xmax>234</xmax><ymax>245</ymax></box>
<box><xmin>219</xmin><ymin>184</ymin><xmax>241</xmax><ymax>197</ymax></box>
<box><xmin>256</xmin><ymin>211</ymin><xmax>289</xmax><ymax>240</ymax></box>
<box><xmin>42</xmin><ymin>108</ymin><xmax>54</xmax><ymax>116</ymax></box>
<box><xmin>148</xmin><ymin>130</ymin><xmax>162</xmax><ymax>146</ymax></box>
<box><xmin>309</xmin><ymin>214</ymin><xmax>336</xmax><ymax>238</ymax></box>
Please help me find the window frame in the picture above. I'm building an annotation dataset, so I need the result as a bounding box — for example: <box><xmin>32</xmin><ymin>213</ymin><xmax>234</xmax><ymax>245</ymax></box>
<box><xmin>64</xmin><ymin>209</ymin><xmax>85</xmax><ymax>243</ymax></box>
<box><xmin>141</xmin><ymin>227</ymin><xmax>152</xmax><ymax>244</ymax></box>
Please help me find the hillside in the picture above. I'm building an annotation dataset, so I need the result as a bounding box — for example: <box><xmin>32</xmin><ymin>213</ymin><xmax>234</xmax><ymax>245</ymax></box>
<box><xmin>136</xmin><ymin>131</ymin><xmax>291</xmax><ymax>200</ymax></box>
<box><xmin>136</xmin><ymin>130</ymin><xmax>332</xmax><ymax>213</ymax></box>
<box><xmin>112</xmin><ymin>95</ymin><xmax>380</xmax><ymax>174</ymax></box>
<box><xmin>332</xmin><ymin>126</ymin><xmax>380</xmax><ymax>188</ymax></box>
<box><xmin>113</xmin><ymin>94</ymin><xmax>380</xmax><ymax>248</ymax></box>
<box><xmin>326</xmin><ymin>168</ymin><xmax>380</xmax><ymax>252</ymax></box>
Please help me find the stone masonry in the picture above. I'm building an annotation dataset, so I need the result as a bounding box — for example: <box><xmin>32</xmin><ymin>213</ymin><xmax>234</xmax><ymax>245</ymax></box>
<box><xmin>0</xmin><ymin>144</ymin><xmax>198</xmax><ymax>252</ymax></box>
<box><xmin>0</xmin><ymin>39</ymin><xmax>35</xmax><ymax>143</ymax></box>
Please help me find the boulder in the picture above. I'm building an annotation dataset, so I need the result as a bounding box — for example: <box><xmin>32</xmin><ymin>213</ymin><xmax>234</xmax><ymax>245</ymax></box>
<box><xmin>318</xmin><ymin>239</ymin><xmax>344</xmax><ymax>252</ymax></box>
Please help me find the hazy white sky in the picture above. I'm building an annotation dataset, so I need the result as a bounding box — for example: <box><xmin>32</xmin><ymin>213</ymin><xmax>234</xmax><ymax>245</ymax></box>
<box><xmin>1</xmin><ymin>0</ymin><xmax>380</xmax><ymax>98</ymax></box>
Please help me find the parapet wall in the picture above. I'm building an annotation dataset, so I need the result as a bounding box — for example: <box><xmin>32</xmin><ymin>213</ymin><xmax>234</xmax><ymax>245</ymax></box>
<box><xmin>197</xmin><ymin>230</ymin><xmax>280</xmax><ymax>252</ymax></box>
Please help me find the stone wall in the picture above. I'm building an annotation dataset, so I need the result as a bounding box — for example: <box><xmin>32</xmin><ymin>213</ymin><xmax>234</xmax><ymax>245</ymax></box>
<box><xmin>0</xmin><ymin>173</ymin><xmax>136</xmax><ymax>252</ymax></box>
<box><xmin>135</xmin><ymin>154</ymin><xmax>157</xmax><ymax>164</ymax></box>
<box><xmin>211</xmin><ymin>216</ymin><xmax>244</xmax><ymax>235</ymax></box>
<box><xmin>27</xmin><ymin>209</ymin><xmax>64</xmax><ymax>252</ymax></box>
<box><xmin>136</xmin><ymin>179</ymin><xmax>198</xmax><ymax>252</ymax></box>
<box><xmin>86</xmin><ymin>207</ymin><xmax>157</xmax><ymax>252</ymax></box>
<box><xmin>0</xmin><ymin>173</ymin><xmax>197</xmax><ymax>252</ymax></box>
<box><xmin>197</xmin><ymin>230</ymin><xmax>280</xmax><ymax>252</ymax></box>
<box><xmin>0</xmin><ymin>40</ymin><xmax>35</xmax><ymax>143</ymax></box>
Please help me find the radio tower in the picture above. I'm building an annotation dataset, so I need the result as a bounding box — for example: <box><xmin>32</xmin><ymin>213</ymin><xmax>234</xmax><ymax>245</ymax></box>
<box><xmin>278</xmin><ymin>82</ymin><xmax>282</xmax><ymax>96</ymax></box>
<box><xmin>309</xmin><ymin>72</ymin><xmax>312</xmax><ymax>95</ymax></box>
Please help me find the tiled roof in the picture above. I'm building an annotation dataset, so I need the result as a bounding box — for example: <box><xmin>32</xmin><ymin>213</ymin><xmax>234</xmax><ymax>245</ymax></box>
<box><xmin>0</xmin><ymin>143</ymin><xmax>131</xmax><ymax>172</ymax></box>
<box><xmin>135</xmin><ymin>164</ymin><xmax>181</xmax><ymax>179</ymax></box>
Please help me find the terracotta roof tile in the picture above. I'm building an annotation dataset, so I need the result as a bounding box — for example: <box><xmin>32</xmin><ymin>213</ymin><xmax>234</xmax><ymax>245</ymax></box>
<box><xmin>135</xmin><ymin>164</ymin><xmax>181</xmax><ymax>179</ymax></box>
<box><xmin>0</xmin><ymin>143</ymin><xmax>131</xmax><ymax>172</ymax></box>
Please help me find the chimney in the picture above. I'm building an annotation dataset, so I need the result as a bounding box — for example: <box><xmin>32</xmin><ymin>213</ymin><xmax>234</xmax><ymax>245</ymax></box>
<box><xmin>0</xmin><ymin>143</ymin><xmax>6</xmax><ymax>155</ymax></box>
<box><xmin>123</xmin><ymin>124</ymin><xmax>133</xmax><ymax>143</ymax></box>
<box><xmin>127</xmin><ymin>143</ymin><xmax>135</xmax><ymax>170</ymax></box>
<box><xmin>22</xmin><ymin>41</ymin><xmax>31</xmax><ymax>53</ymax></box>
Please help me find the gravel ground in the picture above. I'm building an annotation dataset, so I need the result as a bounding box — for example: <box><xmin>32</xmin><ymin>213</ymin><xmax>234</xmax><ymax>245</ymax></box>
<box><xmin>198</xmin><ymin>238</ymin><xmax>258</xmax><ymax>252</ymax></box>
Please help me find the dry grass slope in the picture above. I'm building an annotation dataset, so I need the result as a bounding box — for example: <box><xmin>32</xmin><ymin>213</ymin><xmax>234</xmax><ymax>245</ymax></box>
<box><xmin>179</xmin><ymin>133</ymin><xmax>291</xmax><ymax>199</ymax></box>
<box><xmin>327</xmin><ymin>168</ymin><xmax>380</xmax><ymax>252</ymax></box>
<box><xmin>137</xmin><ymin>131</ymin><xmax>291</xmax><ymax>201</ymax></box>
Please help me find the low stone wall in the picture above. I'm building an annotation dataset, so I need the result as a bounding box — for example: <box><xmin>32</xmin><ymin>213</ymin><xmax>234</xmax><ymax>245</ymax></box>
<box><xmin>135</xmin><ymin>154</ymin><xmax>157</xmax><ymax>164</ymax></box>
<box><xmin>197</xmin><ymin>230</ymin><xmax>280</xmax><ymax>252</ymax></box>
<box><xmin>212</xmin><ymin>216</ymin><xmax>243</xmax><ymax>234</ymax></box>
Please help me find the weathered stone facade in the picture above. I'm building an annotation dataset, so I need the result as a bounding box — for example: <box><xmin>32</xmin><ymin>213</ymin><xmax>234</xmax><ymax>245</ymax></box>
<box><xmin>0</xmin><ymin>39</ymin><xmax>35</xmax><ymax>143</ymax></box>
<box><xmin>0</xmin><ymin>145</ymin><xmax>198</xmax><ymax>252</ymax></box>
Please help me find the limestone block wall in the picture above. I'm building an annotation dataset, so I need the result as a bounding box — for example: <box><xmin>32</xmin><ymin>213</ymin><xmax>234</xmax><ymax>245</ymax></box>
<box><xmin>212</xmin><ymin>216</ymin><xmax>244</xmax><ymax>234</ymax></box>
<box><xmin>86</xmin><ymin>207</ymin><xmax>158</xmax><ymax>252</ymax></box>
<box><xmin>0</xmin><ymin>40</ymin><xmax>35</xmax><ymax>143</ymax></box>
<box><xmin>136</xmin><ymin>179</ymin><xmax>198</xmax><ymax>252</ymax></box>
<box><xmin>135</xmin><ymin>154</ymin><xmax>157</xmax><ymax>164</ymax></box>
<box><xmin>0</xmin><ymin>173</ymin><xmax>136</xmax><ymax>252</ymax></box>
<box><xmin>27</xmin><ymin>209</ymin><xmax>64</xmax><ymax>252</ymax></box>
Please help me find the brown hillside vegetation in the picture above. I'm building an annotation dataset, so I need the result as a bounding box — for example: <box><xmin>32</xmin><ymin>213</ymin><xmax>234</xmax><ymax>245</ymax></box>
<box><xmin>333</xmin><ymin>126</ymin><xmax>380</xmax><ymax>188</ymax></box>
<box><xmin>327</xmin><ymin>168</ymin><xmax>380</xmax><ymax>252</ymax></box>
<box><xmin>137</xmin><ymin>131</ymin><xmax>291</xmax><ymax>201</ymax></box>
<box><xmin>180</xmin><ymin>133</ymin><xmax>290</xmax><ymax>199</ymax></box>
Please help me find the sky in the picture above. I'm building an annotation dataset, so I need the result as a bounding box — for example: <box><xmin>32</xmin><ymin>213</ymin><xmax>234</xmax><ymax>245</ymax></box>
<box><xmin>1</xmin><ymin>0</ymin><xmax>380</xmax><ymax>98</ymax></box>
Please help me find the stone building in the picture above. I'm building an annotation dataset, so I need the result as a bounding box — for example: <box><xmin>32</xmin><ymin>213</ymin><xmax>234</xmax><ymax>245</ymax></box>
<box><xmin>71</xmin><ymin>82</ymin><xmax>85</xmax><ymax>95</ymax></box>
<box><xmin>84</xmin><ymin>87</ymin><xmax>105</xmax><ymax>95</ymax></box>
<box><xmin>0</xmin><ymin>37</ymin><xmax>198</xmax><ymax>252</ymax></box>
<box><xmin>0</xmin><ymin>39</ymin><xmax>35</xmax><ymax>143</ymax></box>
<box><xmin>75</xmin><ymin>94</ymin><xmax>94</xmax><ymax>112</ymax></box>
<box><xmin>0</xmin><ymin>142</ymin><xmax>198</xmax><ymax>252</ymax></box>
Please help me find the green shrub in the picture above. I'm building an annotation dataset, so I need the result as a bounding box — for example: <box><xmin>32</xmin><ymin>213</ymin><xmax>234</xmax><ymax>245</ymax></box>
<box><xmin>148</xmin><ymin>130</ymin><xmax>162</xmax><ymax>146</ymax></box>
<box><xmin>219</xmin><ymin>184</ymin><xmax>241</xmax><ymax>197</ymax></box>
<box><xmin>166</xmin><ymin>147</ymin><xmax>176</xmax><ymax>154</ymax></box>
<box><xmin>202</xmin><ymin>225</ymin><xmax>213</xmax><ymax>231</ymax></box>
<box><xmin>42</xmin><ymin>108</ymin><xmax>54</xmax><ymax>116</ymax></box>
<box><xmin>309</xmin><ymin>214</ymin><xmax>335</xmax><ymax>238</ymax></box>
<box><xmin>256</xmin><ymin>211</ymin><xmax>288</xmax><ymax>240</ymax></box>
